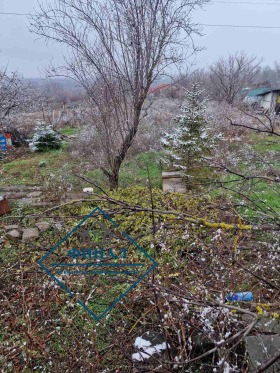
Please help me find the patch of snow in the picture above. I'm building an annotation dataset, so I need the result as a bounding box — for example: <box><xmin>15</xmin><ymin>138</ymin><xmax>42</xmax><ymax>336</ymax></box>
<box><xmin>134</xmin><ymin>336</ymin><xmax>152</xmax><ymax>349</ymax></box>
<box><xmin>223</xmin><ymin>362</ymin><xmax>230</xmax><ymax>373</ymax></box>
<box><xmin>132</xmin><ymin>342</ymin><xmax>168</xmax><ymax>362</ymax></box>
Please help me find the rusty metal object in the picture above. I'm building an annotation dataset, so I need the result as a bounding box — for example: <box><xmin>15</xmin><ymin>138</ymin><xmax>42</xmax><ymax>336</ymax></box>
<box><xmin>0</xmin><ymin>196</ymin><xmax>11</xmax><ymax>215</ymax></box>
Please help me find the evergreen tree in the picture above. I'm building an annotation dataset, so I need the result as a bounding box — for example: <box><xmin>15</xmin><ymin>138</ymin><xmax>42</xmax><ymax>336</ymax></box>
<box><xmin>162</xmin><ymin>84</ymin><xmax>219</xmax><ymax>188</ymax></box>
<box><xmin>32</xmin><ymin>122</ymin><xmax>62</xmax><ymax>152</ymax></box>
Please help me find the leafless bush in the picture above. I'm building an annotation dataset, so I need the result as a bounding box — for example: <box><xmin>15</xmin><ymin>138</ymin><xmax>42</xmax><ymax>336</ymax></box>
<box><xmin>208</xmin><ymin>101</ymin><xmax>255</xmax><ymax>139</ymax></box>
<box><xmin>208</xmin><ymin>51</ymin><xmax>262</xmax><ymax>104</ymax></box>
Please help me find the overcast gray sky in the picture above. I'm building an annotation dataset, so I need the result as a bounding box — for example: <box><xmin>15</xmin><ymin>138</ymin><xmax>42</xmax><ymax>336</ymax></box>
<box><xmin>0</xmin><ymin>0</ymin><xmax>279</xmax><ymax>77</ymax></box>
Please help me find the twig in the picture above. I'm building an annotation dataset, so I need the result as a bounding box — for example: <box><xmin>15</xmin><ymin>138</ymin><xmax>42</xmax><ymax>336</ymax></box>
<box><xmin>235</xmin><ymin>259</ymin><xmax>279</xmax><ymax>290</ymax></box>
<box><xmin>74</xmin><ymin>174</ymin><xmax>109</xmax><ymax>196</ymax></box>
<box><xmin>0</xmin><ymin>291</ymin><xmax>17</xmax><ymax>318</ymax></box>
<box><xmin>227</xmin><ymin>116</ymin><xmax>280</xmax><ymax>137</ymax></box>
<box><xmin>3</xmin><ymin>192</ymin><xmax>279</xmax><ymax>231</ymax></box>
<box><xmin>166</xmin><ymin>319</ymin><xmax>258</xmax><ymax>366</ymax></box>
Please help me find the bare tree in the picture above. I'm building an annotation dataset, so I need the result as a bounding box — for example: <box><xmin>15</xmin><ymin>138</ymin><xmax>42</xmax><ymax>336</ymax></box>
<box><xmin>177</xmin><ymin>67</ymin><xmax>209</xmax><ymax>89</ymax></box>
<box><xmin>0</xmin><ymin>65</ymin><xmax>48</xmax><ymax>139</ymax></box>
<box><xmin>208</xmin><ymin>51</ymin><xmax>262</xmax><ymax>105</ymax></box>
<box><xmin>0</xmin><ymin>67</ymin><xmax>36</xmax><ymax>124</ymax></box>
<box><xmin>30</xmin><ymin>0</ymin><xmax>208</xmax><ymax>189</ymax></box>
<box><xmin>255</xmin><ymin>65</ymin><xmax>276</xmax><ymax>88</ymax></box>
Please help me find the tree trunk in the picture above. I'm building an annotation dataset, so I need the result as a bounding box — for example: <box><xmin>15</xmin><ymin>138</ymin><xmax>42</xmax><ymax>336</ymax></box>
<box><xmin>108</xmin><ymin>170</ymin><xmax>119</xmax><ymax>190</ymax></box>
<box><xmin>104</xmin><ymin>109</ymin><xmax>142</xmax><ymax>189</ymax></box>
<box><xmin>102</xmin><ymin>160</ymin><xmax>120</xmax><ymax>190</ymax></box>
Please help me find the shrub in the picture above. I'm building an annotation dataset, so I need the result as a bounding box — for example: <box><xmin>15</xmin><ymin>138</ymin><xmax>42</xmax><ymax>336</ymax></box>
<box><xmin>32</xmin><ymin>122</ymin><xmax>62</xmax><ymax>152</ymax></box>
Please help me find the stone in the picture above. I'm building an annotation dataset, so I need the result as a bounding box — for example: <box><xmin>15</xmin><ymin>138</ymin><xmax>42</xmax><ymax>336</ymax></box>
<box><xmin>242</xmin><ymin>315</ymin><xmax>280</xmax><ymax>333</ymax></box>
<box><xmin>162</xmin><ymin>171</ymin><xmax>186</xmax><ymax>193</ymax></box>
<box><xmin>4</xmin><ymin>225</ymin><xmax>20</xmax><ymax>231</ymax></box>
<box><xmin>22</xmin><ymin>228</ymin><xmax>39</xmax><ymax>242</ymax></box>
<box><xmin>27</xmin><ymin>191</ymin><xmax>42</xmax><ymax>198</ymax></box>
<box><xmin>6</xmin><ymin>229</ymin><xmax>21</xmax><ymax>241</ymax></box>
<box><xmin>245</xmin><ymin>335</ymin><xmax>280</xmax><ymax>372</ymax></box>
<box><xmin>35</xmin><ymin>221</ymin><xmax>51</xmax><ymax>232</ymax></box>
<box><xmin>17</xmin><ymin>198</ymin><xmax>36</xmax><ymax>205</ymax></box>
<box><xmin>255</xmin><ymin>318</ymin><xmax>280</xmax><ymax>334</ymax></box>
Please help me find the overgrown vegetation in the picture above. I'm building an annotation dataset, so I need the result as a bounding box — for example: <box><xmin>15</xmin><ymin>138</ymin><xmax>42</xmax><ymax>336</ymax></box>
<box><xmin>1</xmin><ymin>15</ymin><xmax>280</xmax><ymax>372</ymax></box>
<box><xmin>1</xmin><ymin>187</ymin><xmax>279</xmax><ymax>372</ymax></box>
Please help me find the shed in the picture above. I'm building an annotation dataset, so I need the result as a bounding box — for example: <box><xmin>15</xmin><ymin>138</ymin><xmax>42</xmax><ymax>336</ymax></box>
<box><xmin>245</xmin><ymin>88</ymin><xmax>280</xmax><ymax>113</ymax></box>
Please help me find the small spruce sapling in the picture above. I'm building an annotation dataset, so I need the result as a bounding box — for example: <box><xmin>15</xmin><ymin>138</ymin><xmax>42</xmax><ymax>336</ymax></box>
<box><xmin>31</xmin><ymin>122</ymin><xmax>62</xmax><ymax>152</ymax></box>
<box><xmin>162</xmin><ymin>84</ymin><xmax>218</xmax><ymax>188</ymax></box>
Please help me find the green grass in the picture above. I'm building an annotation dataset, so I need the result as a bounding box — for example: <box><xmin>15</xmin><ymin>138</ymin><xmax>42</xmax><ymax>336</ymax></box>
<box><xmin>86</xmin><ymin>151</ymin><xmax>163</xmax><ymax>189</ymax></box>
<box><xmin>1</xmin><ymin>129</ymin><xmax>278</xmax><ymax>225</ymax></box>
<box><xmin>0</xmin><ymin>148</ymin><xmax>163</xmax><ymax>197</ymax></box>
<box><xmin>59</xmin><ymin>127</ymin><xmax>79</xmax><ymax>136</ymax></box>
<box><xmin>120</xmin><ymin>151</ymin><xmax>162</xmax><ymax>187</ymax></box>
<box><xmin>250</xmin><ymin>134</ymin><xmax>280</xmax><ymax>169</ymax></box>
<box><xmin>211</xmin><ymin>183</ymin><xmax>279</xmax><ymax>222</ymax></box>
<box><xmin>0</xmin><ymin>148</ymin><xmax>76</xmax><ymax>186</ymax></box>
<box><xmin>251</xmin><ymin>134</ymin><xmax>280</xmax><ymax>153</ymax></box>
<box><xmin>210</xmin><ymin>133</ymin><xmax>280</xmax><ymax>221</ymax></box>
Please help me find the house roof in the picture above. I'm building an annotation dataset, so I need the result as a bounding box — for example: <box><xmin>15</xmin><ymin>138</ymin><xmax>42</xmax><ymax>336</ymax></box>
<box><xmin>247</xmin><ymin>88</ymin><xmax>271</xmax><ymax>97</ymax></box>
<box><xmin>247</xmin><ymin>87</ymin><xmax>280</xmax><ymax>97</ymax></box>
<box><xmin>268</xmin><ymin>88</ymin><xmax>280</xmax><ymax>93</ymax></box>
<box><xmin>149</xmin><ymin>84</ymin><xmax>172</xmax><ymax>94</ymax></box>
